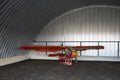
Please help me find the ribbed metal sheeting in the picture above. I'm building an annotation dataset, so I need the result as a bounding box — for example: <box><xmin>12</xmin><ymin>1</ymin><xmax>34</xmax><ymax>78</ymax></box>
<box><xmin>0</xmin><ymin>0</ymin><xmax>36</xmax><ymax>59</ymax></box>
<box><xmin>36</xmin><ymin>5</ymin><xmax>120</xmax><ymax>41</ymax></box>
<box><xmin>0</xmin><ymin>0</ymin><xmax>86</xmax><ymax>59</ymax></box>
<box><xmin>0</xmin><ymin>0</ymin><xmax>120</xmax><ymax>59</ymax></box>
<box><xmin>35</xmin><ymin>6</ymin><xmax>120</xmax><ymax>57</ymax></box>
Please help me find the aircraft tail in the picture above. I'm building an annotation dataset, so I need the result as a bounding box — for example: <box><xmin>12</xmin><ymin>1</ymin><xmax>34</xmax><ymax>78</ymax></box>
<box><xmin>48</xmin><ymin>54</ymin><xmax>58</xmax><ymax>57</ymax></box>
<box><xmin>48</xmin><ymin>54</ymin><xmax>65</xmax><ymax>57</ymax></box>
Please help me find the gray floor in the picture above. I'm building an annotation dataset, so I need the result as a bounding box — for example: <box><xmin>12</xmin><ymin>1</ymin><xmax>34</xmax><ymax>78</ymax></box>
<box><xmin>0</xmin><ymin>60</ymin><xmax>120</xmax><ymax>80</ymax></box>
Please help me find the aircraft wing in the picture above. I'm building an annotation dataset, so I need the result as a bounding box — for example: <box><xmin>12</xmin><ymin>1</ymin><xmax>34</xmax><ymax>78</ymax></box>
<box><xmin>19</xmin><ymin>45</ymin><xmax>67</xmax><ymax>52</ymax></box>
<box><xmin>19</xmin><ymin>45</ymin><xmax>104</xmax><ymax>52</ymax></box>
<box><xmin>72</xmin><ymin>46</ymin><xmax>104</xmax><ymax>51</ymax></box>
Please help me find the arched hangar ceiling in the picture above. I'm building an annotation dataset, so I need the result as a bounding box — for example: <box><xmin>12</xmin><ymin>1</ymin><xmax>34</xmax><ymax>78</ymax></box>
<box><xmin>0</xmin><ymin>0</ymin><xmax>120</xmax><ymax>58</ymax></box>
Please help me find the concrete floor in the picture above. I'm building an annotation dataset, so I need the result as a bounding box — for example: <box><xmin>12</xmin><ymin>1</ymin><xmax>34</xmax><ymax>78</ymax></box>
<box><xmin>0</xmin><ymin>60</ymin><xmax>120</xmax><ymax>80</ymax></box>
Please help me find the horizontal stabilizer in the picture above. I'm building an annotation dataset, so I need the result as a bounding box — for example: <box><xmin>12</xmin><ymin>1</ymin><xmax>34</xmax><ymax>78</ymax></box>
<box><xmin>48</xmin><ymin>54</ymin><xmax>58</xmax><ymax>57</ymax></box>
<box><xmin>48</xmin><ymin>54</ymin><xmax>65</xmax><ymax>57</ymax></box>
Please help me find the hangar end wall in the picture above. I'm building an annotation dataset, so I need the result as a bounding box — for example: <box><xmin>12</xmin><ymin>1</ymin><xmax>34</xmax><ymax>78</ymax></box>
<box><xmin>31</xmin><ymin>5</ymin><xmax>120</xmax><ymax>61</ymax></box>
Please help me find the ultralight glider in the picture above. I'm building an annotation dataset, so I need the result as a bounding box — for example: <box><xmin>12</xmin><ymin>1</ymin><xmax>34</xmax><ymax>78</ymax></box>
<box><xmin>19</xmin><ymin>45</ymin><xmax>104</xmax><ymax>66</ymax></box>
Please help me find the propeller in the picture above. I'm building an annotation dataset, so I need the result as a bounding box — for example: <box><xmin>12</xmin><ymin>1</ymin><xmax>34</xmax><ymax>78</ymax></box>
<box><xmin>64</xmin><ymin>47</ymin><xmax>75</xmax><ymax>56</ymax></box>
<box><xmin>65</xmin><ymin>48</ymin><xmax>71</xmax><ymax>56</ymax></box>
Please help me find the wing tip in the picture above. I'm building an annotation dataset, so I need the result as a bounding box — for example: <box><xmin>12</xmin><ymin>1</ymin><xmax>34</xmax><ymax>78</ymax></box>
<box><xmin>19</xmin><ymin>46</ymin><xmax>28</xmax><ymax>49</ymax></box>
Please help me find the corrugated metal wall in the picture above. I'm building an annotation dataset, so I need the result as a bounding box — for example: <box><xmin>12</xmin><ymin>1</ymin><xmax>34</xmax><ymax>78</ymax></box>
<box><xmin>0</xmin><ymin>0</ymin><xmax>36</xmax><ymax>59</ymax></box>
<box><xmin>34</xmin><ymin>5</ymin><xmax>120</xmax><ymax>57</ymax></box>
<box><xmin>36</xmin><ymin>5</ymin><xmax>120</xmax><ymax>41</ymax></box>
<box><xmin>0</xmin><ymin>0</ymin><xmax>120</xmax><ymax>62</ymax></box>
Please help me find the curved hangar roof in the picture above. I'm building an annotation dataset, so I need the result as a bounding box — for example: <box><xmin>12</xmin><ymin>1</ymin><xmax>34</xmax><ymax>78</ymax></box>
<box><xmin>0</xmin><ymin>0</ymin><xmax>120</xmax><ymax>58</ymax></box>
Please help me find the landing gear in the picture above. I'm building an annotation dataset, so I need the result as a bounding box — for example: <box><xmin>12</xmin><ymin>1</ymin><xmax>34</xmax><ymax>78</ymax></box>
<box><xmin>75</xmin><ymin>58</ymin><xmax>78</xmax><ymax>64</ymax></box>
<box><xmin>59</xmin><ymin>55</ymin><xmax>64</xmax><ymax>64</ymax></box>
<box><xmin>65</xmin><ymin>58</ymin><xmax>72</xmax><ymax>66</ymax></box>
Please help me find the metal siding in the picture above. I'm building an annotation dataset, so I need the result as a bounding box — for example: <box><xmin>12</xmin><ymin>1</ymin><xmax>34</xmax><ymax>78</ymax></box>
<box><xmin>81</xmin><ymin>42</ymin><xmax>98</xmax><ymax>56</ymax></box>
<box><xmin>119</xmin><ymin>42</ymin><xmax>120</xmax><ymax>57</ymax></box>
<box><xmin>36</xmin><ymin>6</ymin><xmax>120</xmax><ymax>42</ymax></box>
<box><xmin>0</xmin><ymin>0</ymin><xmax>35</xmax><ymax>59</ymax></box>
<box><xmin>99</xmin><ymin>42</ymin><xmax>118</xmax><ymax>57</ymax></box>
<box><xmin>35</xmin><ymin>6</ymin><xmax>120</xmax><ymax>57</ymax></box>
<box><xmin>0</xmin><ymin>0</ymin><xmax>120</xmax><ymax>61</ymax></box>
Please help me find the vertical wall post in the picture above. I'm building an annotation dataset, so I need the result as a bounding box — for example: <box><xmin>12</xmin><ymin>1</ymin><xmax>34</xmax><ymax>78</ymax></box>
<box><xmin>61</xmin><ymin>41</ymin><xmax>64</xmax><ymax>55</ymax></box>
<box><xmin>79</xmin><ymin>41</ymin><xmax>82</xmax><ymax>56</ymax></box>
<box><xmin>98</xmin><ymin>41</ymin><xmax>100</xmax><ymax>56</ymax></box>
<box><xmin>46</xmin><ymin>41</ymin><xmax>47</xmax><ymax>55</ymax></box>
<box><xmin>118</xmin><ymin>41</ymin><xmax>119</xmax><ymax>57</ymax></box>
